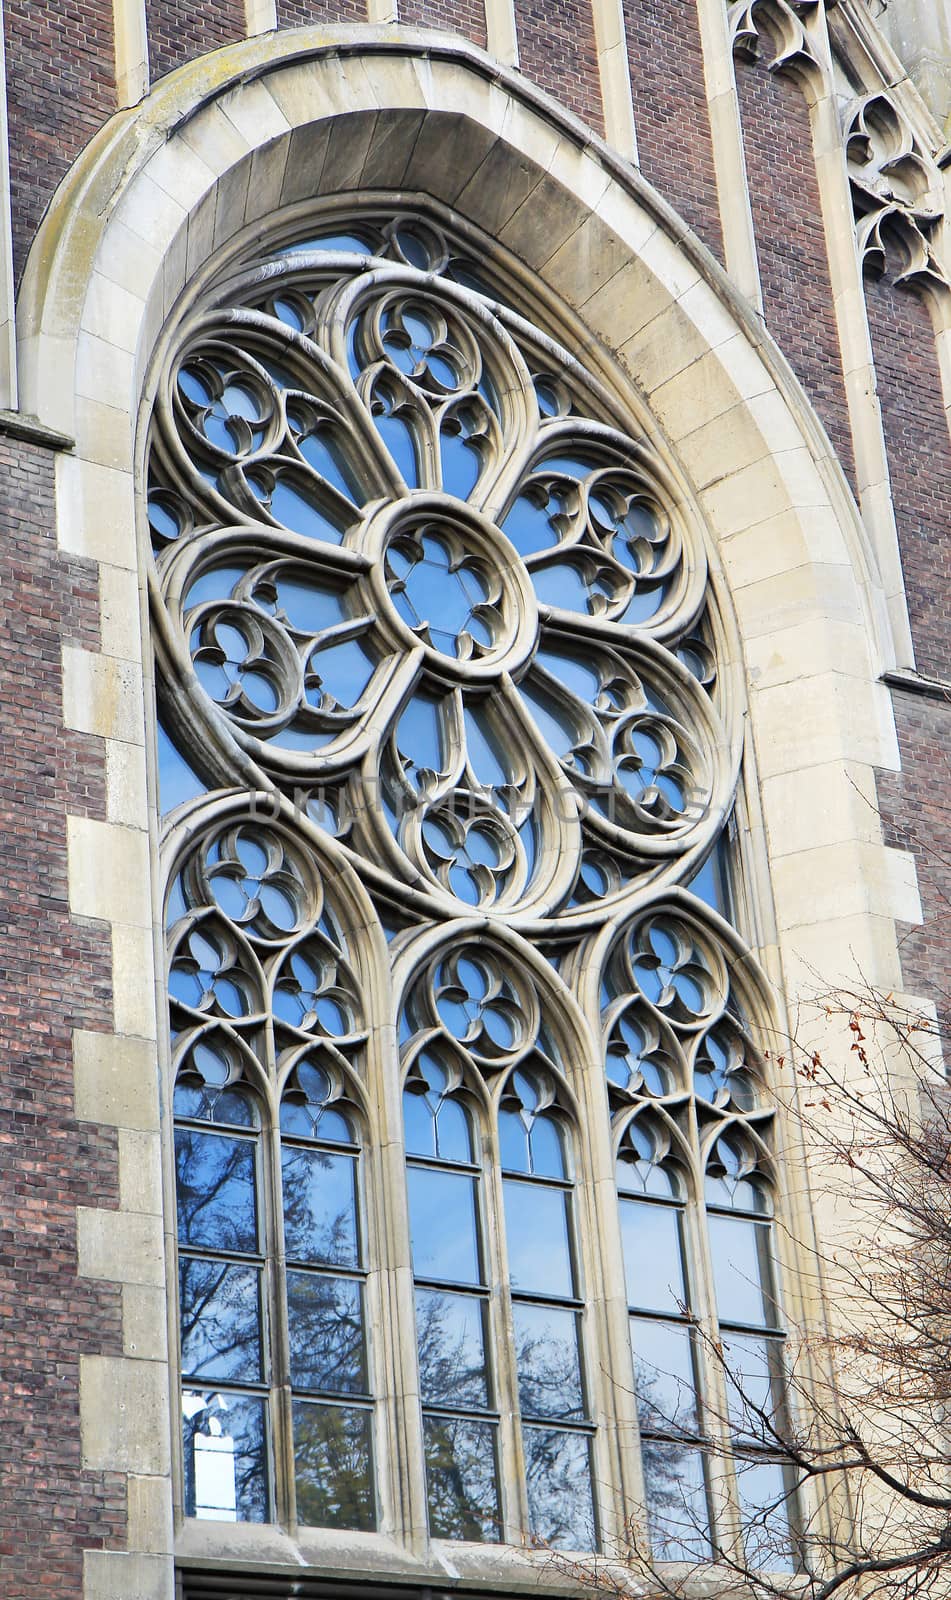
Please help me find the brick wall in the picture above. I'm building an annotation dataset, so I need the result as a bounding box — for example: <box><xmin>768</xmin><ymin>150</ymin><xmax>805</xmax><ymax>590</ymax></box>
<box><xmin>398</xmin><ymin>0</ymin><xmax>487</xmax><ymax>50</ymax></box>
<box><xmin>146</xmin><ymin>0</ymin><xmax>246</xmax><ymax>82</ymax></box>
<box><xmin>621</xmin><ymin>0</ymin><xmax>723</xmax><ymax>258</ymax></box>
<box><xmin>878</xmin><ymin>691</ymin><xmax>951</xmax><ymax>1034</ymax></box>
<box><xmin>5</xmin><ymin>1</ymin><xmax>115</xmax><ymax>286</ymax></box>
<box><xmin>865</xmin><ymin>276</ymin><xmax>951</xmax><ymax>683</ymax></box>
<box><xmin>735</xmin><ymin>54</ymin><xmax>857</xmax><ymax>495</ymax></box>
<box><xmin>276</xmin><ymin>0</ymin><xmax>366</xmax><ymax>24</ymax></box>
<box><xmin>512</xmin><ymin>0</ymin><xmax>605</xmax><ymax>136</ymax></box>
<box><xmin>0</xmin><ymin>436</ymin><xmax>122</xmax><ymax>1598</ymax></box>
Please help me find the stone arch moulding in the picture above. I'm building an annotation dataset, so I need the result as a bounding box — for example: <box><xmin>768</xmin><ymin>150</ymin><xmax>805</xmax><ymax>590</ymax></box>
<box><xmin>21</xmin><ymin>32</ymin><xmax>923</xmax><ymax>1582</ymax></box>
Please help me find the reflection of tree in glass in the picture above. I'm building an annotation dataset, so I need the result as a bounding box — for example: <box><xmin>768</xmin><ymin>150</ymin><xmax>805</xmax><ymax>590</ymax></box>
<box><xmin>416</xmin><ymin>1288</ymin><xmax>487</xmax><ymax>1410</ymax></box>
<box><xmin>179</xmin><ymin>1257</ymin><xmax>261</xmax><ymax>1381</ymax></box>
<box><xmin>287</xmin><ymin>1270</ymin><xmax>365</xmax><ymax>1393</ymax></box>
<box><xmin>293</xmin><ymin>1403</ymin><xmax>374</xmax><ymax>1529</ymax></box>
<box><xmin>423</xmin><ymin>1414</ymin><xmax>499</xmax><ymax>1540</ymax></box>
<box><xmin>281</xmin><ymin>1144</ymin><xmax>359</xmax><ymax>1267</ymax></box>
<box><xmin>515</xmin><ymin>1308</ymin><xmax>583</xmax><ymax>1421</ymax></box>
<box><xmin>182</xmin><ymin>1391</ymin><xmax>267</xmax><ymax>1521</ymax></box>
<box><xmin>175</xmin><ymin>1127</ymin><xmax>257</xmax><ymax>1252</ymax></box>
<box><xmin>524</xmin><ymin>1425</ymin><xmax>594</xmax><ymax>1550</ymax></box>
<box><xmin>640</xmin><ymin>1437</ymin><xmax>709</xmax><ymax>1562</ymax></box>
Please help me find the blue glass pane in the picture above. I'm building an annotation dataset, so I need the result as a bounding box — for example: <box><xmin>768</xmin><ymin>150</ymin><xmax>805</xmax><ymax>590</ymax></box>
<box><xmin>434</xmin><ymin>1097</ymin><xmax>473</xmax><ymax>1163</ymax></box>
<box><xmin>182</xmin><ymin>1389</ymin><xmax>269</xmax><ymax>1522</ymax></box>
<box><xmin>282</xmin><ymin>1147</ymin><xmax>359</xmax><ymax>1268</ymax></box>
<box><xmin>524</xmin><ymin>1427</ymin><xmax>596</xmax><ymax>1550</ymax></box>
<box><xmin>184</xmin><ymin>566</ymin><xmax>246</xmax><ymax>608</ymax></box>
<box><xmin>529</xmin><ymin>1116</ymin><xmax>566</xmax><ymax>1179</ymax></box>
<box><xmin>514</xmin><ymin>1303</ymin><xmax>584</xmax><ymax>1420</ymax></box>
<box><xmin>630</xmin><ymin>1317</ymin><xmax>698</xmax><ymax>1434</ymax></box>
<box><xmin>707</xmin><ymin>1215</ymin><xmax>774</xmax><ymax>1327</ymax></box>
<box><xmin>440</xmin><ymin>428</ymin><xmax>482</xmax><ymax>499</ymax></box>
<box><xmin>293</xmin><ymin>1401</ymin><xmax>375</xmax><ymax>1530</ymax></box>
<box><xmin>416</xmin><ymin>1288</ymin><xmax>489</xmax><ymax>1409</ymax></box>
<box><xmin>502</xmin><ymin>495</ymin><xmax>562</xmax><ymax>557</ymax></box>
<box><xmin>179</xmin><ymin>1259</ymin><xmax>263</xmax><ymax>1382</ymax></box>
<box><xmin>271</xmin><ymin>579</ymin><xmax>347</xmax><ymax>633</ymax></box>
<box><xmin>644</xmin><ymin>1442</ymin><xmax>711</xmax><ymax>1562</ymax></box>
<box><xmin>532</xmin><ymin>561</ymin><xmax>600</xmax><ymax>613</ymax></box>
<box><xmin>686</xmin><ymin>849</ymin><xmax>728</xmax><ymax>916</ymax></box>
<box><xmin>408</xmin><ymin>1166</ymin><xmax>481</xmax><ymax>1285</ymax></box>
<box><xmin>619</xmin><ymin>1198</ymin><xmax>686</xmax><ymax>1314</ymax></box>
<box><xmin>736</xmin><ymin>1457</ymin><xmax>795</xmax><ymax>1571</ymax></box>
<box><xmin>534</xmin><ymin>647</ymin><xmax>601</xmax><ymax>704</ymax></box>
<box><xmin>279</xmin><ymin>233</ymin><xmax>373</xmax><ymax>254</ymax></box>
<box><xmin>463</xmin><ymin>703</ymin><xmax>509</xmax><ymax>788</ymax></box>
<box><xmin>175</xmin><ymin>1129</ymin><xmax>258</xmax><ymax>1253</ymax></box>
<box><xmin>267</xmin><ymin>479</ymin><xmax>343</xmax><ymax>543</ymax></box>
<box><xmin>157</xmin><ymin>718</ymin><xmax>206</xmax><ymax>814</ymax></box>
<box><xmin>423</xmin><ymin>1414</ymin><xmax>500</xmax><ymax>1541</ymax></box>
<box><xmin>287</xmin><ymin>1272</ymin><xmax>366</xmax><ymax>1394</ymax></box>
<box><xmin>296</xmin><ymin>429</ymin><xmax>363</xmax><ymax>502</ymax></box>
<box><xmin>397</xmin><ymin>693</ymin><xmax>444</xmax><ymax>775</ymax></box>
<box><xmin>374</xmin><ymin>412</ymin><xmax>419</xmax><ymax>487</ymax></box>
<box><xmin>503</xmin><ymin>1180</ymin><xmax>573</xmax><ymax>1298</ymax></box>
<box><xmin>517</xmin><ymin>681</ymin><xmax>577</xmax><ymax>760</ymax></box>
<box><xmin>498</xmin><ymin>1109</ymin><xmax>529</xmax><ymax>1174</ymax></box>
<box><xmin>403</xmin><ymin>1088</ymin><xmax>437</xmax><ymax>1159</ymax></box>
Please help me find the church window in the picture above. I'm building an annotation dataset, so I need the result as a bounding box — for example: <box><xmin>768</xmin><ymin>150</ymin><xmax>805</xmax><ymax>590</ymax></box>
<box><xmin>151</xmin><ymin>207</ymin><xmax>794</xmax><ymax>1564</ymax></box>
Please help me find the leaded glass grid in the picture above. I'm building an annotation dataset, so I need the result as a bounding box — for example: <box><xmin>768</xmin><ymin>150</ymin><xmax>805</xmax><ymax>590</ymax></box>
<box><xmin>150</xmin><ymin>204</ymin><xmax>796</xmax><ymax>1566</ymax></box>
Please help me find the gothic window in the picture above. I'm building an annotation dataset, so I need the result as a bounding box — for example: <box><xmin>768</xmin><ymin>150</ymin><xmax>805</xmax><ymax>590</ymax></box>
<box><xmin>151</xmin><ymin>206</ymin><xmax>793</xmax><ymax>1564</ymax></box>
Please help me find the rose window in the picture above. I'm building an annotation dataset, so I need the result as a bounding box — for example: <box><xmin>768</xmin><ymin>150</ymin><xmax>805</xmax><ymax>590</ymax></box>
<box><xmin>150</xmin><ymin>218</ymin><xmax>736</xmax><ymax>926</ymax></box>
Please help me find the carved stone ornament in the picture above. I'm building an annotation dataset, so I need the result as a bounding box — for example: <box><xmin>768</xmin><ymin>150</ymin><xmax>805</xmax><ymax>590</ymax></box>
<box><xmin>845</xmin><ymin>92</ymin><xmax>950</xmax><ymax>294</ymax></box>
<box><xmin>729</xmin><ymin>0</ymin><xmax>826</xmax><ymax>81</ymax></box>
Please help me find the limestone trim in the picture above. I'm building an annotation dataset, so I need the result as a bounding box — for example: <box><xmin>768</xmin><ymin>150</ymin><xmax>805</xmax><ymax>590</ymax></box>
<box><xmin>113</xmin><ymin>0</ymin><xmax>150</xmax><ymax>109</ymax></box>
<box><xmin>483</xmin><ymin>0</ymin><xmax>518</xmax><ymax>68</ymax></box>
<box><xmin>246</xmin><ymin>0</ymin><xmax>278</xmax><ymax>35</ymax></box>
<box><xmin>17</xmin><ymin>30</ymin><xmax>921</xmax><ymax>1596</ymax></box>
<box><xmin>695</xmin><ymin>0</ymin><xmax>763</xmax><ymax>311</ymax></box>
<box><xmin>591</xmin><ymin>0</ymin><xmax>637</xmax><ymax>161</ymax></box>
<box><xmin>728</xmin><ymin>0</ymin><xmax>826</xmax><ymax>87</ymax></box>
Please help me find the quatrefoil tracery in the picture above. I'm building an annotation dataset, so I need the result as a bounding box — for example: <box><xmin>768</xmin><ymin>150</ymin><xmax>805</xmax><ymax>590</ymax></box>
<box><xmin>151</xmin><ymin>222</ymin><xmax>738</xmax><ymax>926</ymax></box>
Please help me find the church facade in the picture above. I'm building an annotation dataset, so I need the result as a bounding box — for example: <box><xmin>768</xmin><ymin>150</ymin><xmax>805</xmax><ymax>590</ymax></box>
<box><xmin>1</xmin><ymin>2</ymin><xmax>950</xmax><ymax>1597</ymax></box>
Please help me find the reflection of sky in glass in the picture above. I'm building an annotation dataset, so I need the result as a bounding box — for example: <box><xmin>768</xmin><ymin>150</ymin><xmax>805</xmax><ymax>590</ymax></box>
<box><xmin>514</xmin><ymin>1302</ymin><xmax>584</xmax><ymax>1421</ymax></box>
<box><xmin>282</xmin><ymin>1146</ymin><xmax>359</xmax><ymax>1267</ymax></box>
<box><xmin>408</xmin><ymin>1166</ymin><xmax>481</xmax><ymax>1284</ymax></box>
<box><xmin>708</xmin><ymin>1215</ymin><xmax>773</xmax><ymax>1327</ymax></box>
<box><xmin>643</xmin><ymin>1440</ymin><xmax>710</xmax><ymax>1562</ymax></box>
<box><xmin>736</xmin><ymin>1456</ymin><xmax>795</xmax><ymax>1571</ymax></box>
<box><xmin>416</xmin><ymin>1288</ymin><xmax>489</xmax><ymax>1410</ymax></box>
<box><xmin>630</xmin><ymin>1317</ymin><xmax>697</xmax><ymax>1435</ymax></box>
<box><xmin>503</xmin><ymin>1179</ymin><xmax>573</xmax><ymax>1297</ymax></box>
<box><xmin>619</xmin><ymin>1198</ymin><xmax>686</xmax><ymax>1314</ymax></box>
<box><xmin>524</xmin><ymin>1425</ymin><xmax>595</xmax><ymax>1550</ymax></box>
<box><xmin>175</xmin><ymin>1128</ymin><xmax>258</xmax><ymax>1252</ymax></box>
<box><xmin>179</xmin><ymin>1258</ymin><xmax>262</xmax><ymax>1382</ymax></box>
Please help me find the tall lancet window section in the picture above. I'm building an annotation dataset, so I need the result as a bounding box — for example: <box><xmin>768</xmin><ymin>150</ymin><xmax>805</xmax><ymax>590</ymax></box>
<box><xmin>400</xmin><ymin>944</ymin><xmax>596</xmax><ymax>1549</ymax></box>
<box><xmin>167</xmin><ymin>816</ymin><xmax>374</xmax><ymax>1528</ymax></box>
<box><xmin>602</xmin><ymin>908</ymin><xmax>794</xmax><ymax>1567</ymax></box>
<box><xmin>150</xmin><ymin>206</ymin><xmax>792</xmax><ymax>1563</ymax></box>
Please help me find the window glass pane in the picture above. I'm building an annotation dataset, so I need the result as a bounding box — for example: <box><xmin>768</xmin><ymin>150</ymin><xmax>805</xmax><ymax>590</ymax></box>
<box><xmin>630</xmin><ymin>1318</ymin><xmax>698</xmax><ymax>1435</ymax></box>
<box><xmin>292</xmin><ymin>1400</ymin><xmax>375</xmax><ymax>1530</ymax></box>
<box><xmin>175</xmin><ymin>1128</ymin><xmax>258</xmax><ymax>1253</ymax></box>
<box><xmin>416</xmin><ymin>1288</ymin><xmax>489</xmax><ymax>1410</ymax></box>
<box><xmin>403</xmin><ymin>1086</ymin><xmax>437</xmax><ymax>1158</ymax></box>
<box><xmin>735</xmin><ymin>1456</ymin><xmax>796</xmax><ymax>1571</ymax></box>
<box><xmin>514</xmin><ymin>1303</ymin><xmax>584</xmax><ymax>1421</ymax></box>
<box><xmin>503</xmin><ymin>1179</ymin><xmax>573</xmax><ymax>1298</ymax></box>
<box><xmin>524</xmin><ymin>1426</ymin><xmax>596</xmax><ymax>1551</ymax></box>
<box><xmin>179</xmin><ymin>1259</ymin><xmax>263</xmax><ymax>1383</ymax></box>
<box><xmin>529</xmin><ymin>1114</ymin><xmax>566</xmax><ymax>1179</ymax></box>
<box><xmin>619</xmin><ymin>1198</ymin><xmax>686</xmax><ymax>1314</ymax></box>
<box><xmin>423</xmin><ymin>1414</ymin><xmax>500</xmax><ymax>1541</ymax></box>
<box><xmin>434</xmin><ymin>1096</ymin><xmax>473</xmax><ymax>1163</ymax></box>
<box><xmin>708</xmin><ymin>1214</ymin><xmax>775</xmax><ymax>1327</ymax></box>
<box><xmin>643</xmin><ymin>1441</ymin><xmax>711</xmax><ymax>1562</ymax></box>
<box><xmin>158</xmin><ymin>717</ymin><xmax>205</xmax><ymax>814</ymax></box>
<box><xmin>408</xmin><ymin>1166</ymin><xmax>481</xmax><ymax>1284</ymax></box>
<box><xmin>282</xmin><ymin>1146</ymin><xmax>359</xmax><ymax>1267</ymax></box>
<box><xmin>182</xmin><ymin>1389</ymin><xmax>269</xmax><ymax>1522</ymax></box>
<box><xmin>287</xmin><ymin>1271</ymin><xmax>366</xmax><ymax>1395</ymax></box>
<box><xmin>721</xmin><ymin>1332</ymin><xmax>785</xmax><ymax>1445</ymax></box>
<box><xmin>498</xmin><ymin>1108</ymin><xmax>529</xmax><ymax>1173</ymax></box>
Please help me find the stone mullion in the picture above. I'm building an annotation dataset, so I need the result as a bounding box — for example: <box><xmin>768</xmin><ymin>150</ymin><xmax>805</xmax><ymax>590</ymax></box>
<box><xmin>695</xmin><ymin>0</ymin><xmax>763</xmax><ymax>311</ymax></box>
